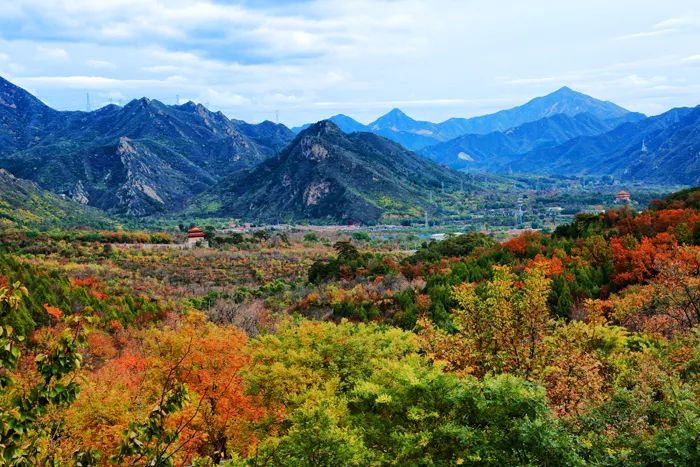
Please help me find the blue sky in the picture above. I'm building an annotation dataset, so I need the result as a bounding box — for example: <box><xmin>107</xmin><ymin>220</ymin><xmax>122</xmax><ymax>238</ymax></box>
<box><xmin>1</xmin><ymin>0</ymin><xmax>699</xmax><ymax>125</ymax></box>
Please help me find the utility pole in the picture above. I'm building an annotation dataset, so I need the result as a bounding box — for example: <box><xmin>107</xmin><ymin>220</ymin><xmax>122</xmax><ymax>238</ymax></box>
<box><xmin>86</xmin><ymin>92</ymin><xmax>91</xmax><ymax>112</ymax></box>
<box><xmin>424</xmin><ymin>209</ymin><xmax>429</xmax><ymax>228</ymax></box>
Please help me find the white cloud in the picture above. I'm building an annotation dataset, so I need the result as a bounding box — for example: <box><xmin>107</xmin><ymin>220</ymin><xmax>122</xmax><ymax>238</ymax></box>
<box><xmin>617</xmin><ymin>29</ymin><xmax>677</xmax><ymax>40</ymax></box>
<box><xmin>35</xmin><ymin>45</ymin><xmax>69</xmax><ymax>60</ymax></box>
<box><xmin>198</xmin><ymin>88</ymin><xmax>251</xmax><ymax>108</ymax></box>
<box><xmin>20</xmin><ymin>75</ymin><xmax>185</xmax><ymax>89</ymax></box>
<box><xmin>86</xmin><ymin>59</ymin><xmax>116</xmax><ymax>69</ymax></box>
<box><xmin>683</xmin><ymin>54</ymin><xmax>700</xmax><ymax>62</ymax></box>
<box><xmin>654</xmin><ymin>14</ymin><xmax>700</xmax><ymax>30</ymax></box>
<box><xmin>0</xmin><ymin>0</ymin><xmax>698</xmax><ymax>124</ymax></box>
<box><xmin>618</xmin><ymin>12</ymin><xmax>700</xmax><ymax>40</ymax></box>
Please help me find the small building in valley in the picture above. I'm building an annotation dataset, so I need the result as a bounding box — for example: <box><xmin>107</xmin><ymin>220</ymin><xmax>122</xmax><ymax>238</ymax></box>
<box><xmin>614</xmin><ymin>190</ymin><xmax>631</xmax><ymax>204</ymax></box>
<box><xmin>187</xmin><ymin>227</ymin><xmax>208</xmax><ymax>247</ymax></box>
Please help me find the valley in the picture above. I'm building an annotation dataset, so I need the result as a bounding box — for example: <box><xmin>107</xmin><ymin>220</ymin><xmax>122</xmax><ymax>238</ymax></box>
<box><xmin>2</xmin><ymin>66</ymin><xmax>700</xmax><ymax>465</ymax></box>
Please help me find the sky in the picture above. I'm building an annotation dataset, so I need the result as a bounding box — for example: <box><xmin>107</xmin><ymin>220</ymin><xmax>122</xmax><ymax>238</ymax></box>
<box><xmin>1</xmin><ymin>0</ymin><xmax>699</xmax><ymax>126</ymax></box>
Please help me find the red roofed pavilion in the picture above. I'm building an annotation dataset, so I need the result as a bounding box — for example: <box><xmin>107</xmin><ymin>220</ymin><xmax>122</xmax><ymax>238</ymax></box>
<box><xmin>614</xmin><ymin>190</ymin><xmax>631</xmax><ymax>204</ymax></box>
<box><xmin>187</xmin><ymin>227</ymin><xmax>207</xmax><ymax>246</ymax></box>
<box><xmin>187</xmin><ymin>227</ymin><xmax>205</xmax><ymax>239</ymax></box>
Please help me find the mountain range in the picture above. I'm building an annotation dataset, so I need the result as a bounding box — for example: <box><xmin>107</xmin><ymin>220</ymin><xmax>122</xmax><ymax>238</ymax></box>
<box><xmin>292</xmin><ymin>87</ymin><xmax>645</xmax><ymax>151</ymax></box>
<box><xmin>0</xmin><ymin>76</ymin><xmax>294</xmax><ymax>216</ymax></box>
<box><xmin>1</xmin><ymin>74</ymin><xmax>699</xmax><ymax>224</ymax></box>
<box><xmin>419</xmin><ymin>112</ymin><xmax>639</xmax><ymax>172</ymax></box>
<box><xmin>506</xmin><ymin>105</ymin><xmax>700</xmax><ymax>183</ymax></box>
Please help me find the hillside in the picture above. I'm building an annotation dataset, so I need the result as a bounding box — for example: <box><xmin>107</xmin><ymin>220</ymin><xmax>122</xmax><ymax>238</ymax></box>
<box><xmin>508</xmin><ymin>106</ymin><xmax>700</xmax><ymax>184</ymax></box>
<box><xmin>203</xmin><ymin>121</ymin><xmax>469</xmax><ymax>223</ymax></box>
<box><xmin>0</xmin><ymin>76</ymin><xmax>294</xmax><ymax>216</ymax></box>
<box><xmin>420</xmin><ymin>112</ymin><xmax>622</xmax><ymax>170</ymax></box>
<box><xmin>0</xmin><ymin>169</ymin><xmax>114</xmax><ymax>229</ymax></box>
<box><xmin>0</xmin><ymin>76</ymin><xmax>63</xmax><ymax>154</ymax></box>
<box><xmin>4</xmin><ymin>184</ymin><xmax>700</xmax><ymax>465</ymax></box>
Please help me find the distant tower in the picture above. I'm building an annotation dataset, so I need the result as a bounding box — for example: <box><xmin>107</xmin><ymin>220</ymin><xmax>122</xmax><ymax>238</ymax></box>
<box><xmin>641</xmin><ymin>140</ymin><xmax>648</xmax><ymax>154</ymax></box>
<box><xmin>514</xmin><ymin>202</ymin><xmax>524</xmax><ymax>227</ymax></box>
<box><xmin>424</xmin><ymin>209</ymin><xmax>429</xmax><ymax>228</ymax></box>
<box><xmin>86</xmin><ymin>92</ymin><xmax>91</xmax><ymax>112</ymax></box>
<box><xmin>275</xmin><ymin>110</ymin><xmax>279</xmax><ymax>124</ymax></box>
<box><xmin>441</xmin><ymin>181</ymin><xmax>445</xmax><ymax>194</ymax></box>
<box><xmin>176</xmin><ymin>94</ymin><xmax>180</xmax><ymax>105</ymax></box>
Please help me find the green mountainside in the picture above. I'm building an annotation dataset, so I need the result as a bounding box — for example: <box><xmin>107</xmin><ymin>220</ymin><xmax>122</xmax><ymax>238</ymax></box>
<box><xmin>200</xmin><ymin>121</ymin><xmax>472</xmax><ymax>223</ymax></box>
<box><xmin>0</xmin><ymin>169</ymin><xmax>114</xmax><ymax>229</ymax></box>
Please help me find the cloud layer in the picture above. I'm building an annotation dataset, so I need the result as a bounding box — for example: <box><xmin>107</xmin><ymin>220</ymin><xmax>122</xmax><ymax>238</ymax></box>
<box><xmin>1</xmin><ymin>0</ymin><xmax>699</xmax><ymax>125</ymax></box>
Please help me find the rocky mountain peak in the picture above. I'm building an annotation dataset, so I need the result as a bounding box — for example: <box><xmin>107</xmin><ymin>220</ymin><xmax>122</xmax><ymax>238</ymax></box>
<box><xmin>302</xmin><ymin>120</ymin><xmax>344</xmax><ymax>138</ymax></box>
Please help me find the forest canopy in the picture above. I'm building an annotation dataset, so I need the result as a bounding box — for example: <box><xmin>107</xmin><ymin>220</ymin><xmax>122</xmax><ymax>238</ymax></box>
<box><xmin>1</xmin><ymin>188</ymin><xmax>700</xmax><ymax>465</ymax></box>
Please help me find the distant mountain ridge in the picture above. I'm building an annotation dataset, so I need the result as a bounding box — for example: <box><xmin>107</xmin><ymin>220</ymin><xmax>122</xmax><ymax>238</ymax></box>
<box><xmin>292</xmin><ymin>87</ymin><xmax>645</xmax><ymax>151</ymax></box>
<box><xmin>0</xmin><ymin>76</ymin><xmax>294</xmax><ymax>216</ymax></box>
<box><xmin>419</xmin><ymin>112</ymin><xmax>631</xmax><ymax>171</ymax></box>
<box><xmin>439</xmin><ymin>86</ymin><xmax>643</xmax><ymax>138</ymax></box>
<box><xmin>506</xmin><ymin>105</ymin><xmax>700</xmax><ymax>184</ymax></box>
<box><xmin>200</xmin><ymin>120</ymin><xmax>470</xmax><ymax>224</ymax></box>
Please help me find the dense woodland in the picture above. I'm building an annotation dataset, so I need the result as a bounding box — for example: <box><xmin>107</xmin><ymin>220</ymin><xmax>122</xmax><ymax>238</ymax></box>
<box><xmin>2</xmin><ymin>188</ymin><xmax>700</xmax><ymax>465</ymax></box>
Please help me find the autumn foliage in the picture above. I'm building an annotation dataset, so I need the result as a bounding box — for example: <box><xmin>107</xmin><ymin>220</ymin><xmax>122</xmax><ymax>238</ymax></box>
<box><xmin>3</xmin><ymin>189</ymin><xmax>700</xmax><ymax>464</ymax></box>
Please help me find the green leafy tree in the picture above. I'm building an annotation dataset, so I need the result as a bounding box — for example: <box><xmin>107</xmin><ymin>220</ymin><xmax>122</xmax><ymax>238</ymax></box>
<box><xmin>551</xmin><ymin>275</ymin><xmax>574</xmax><ymax>319</ymax></box>
<box><xmin>244</xmin><ymin>319</ymin><xmax>581</xmax><ymax>465</ymax></box>
<box><xmin>0</xmin><ymin>281</ymin><xmax>88</xmax><ymax>465</ymax></box>
<box><xmin>333</xmin><ymin>241</ymin><xmax>360</xmax><ymax>262</ymax></box>
<box><xmin>351</xmin><ymin>232</ymin><xmax>370</xmax><ymax>242</ymax></box>
<box><xmin>351</xmin><ymin>363</ymin><xmax>583</xmax><ymax>466</ymax></box>
<box><xmin>439</xmin><ymin>265</ymin><xmax>552</xmax><ymax>378</ymax></box>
